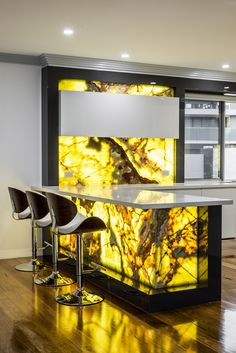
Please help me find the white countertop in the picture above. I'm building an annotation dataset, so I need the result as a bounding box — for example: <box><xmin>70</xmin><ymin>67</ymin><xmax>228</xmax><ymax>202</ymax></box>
<box><xmin>110</xmin><ymin>180</ymin><xmax>236</xmax><ymax>190</ymax></box>
<box><xmin>32</xmin><ymin>185</ymin><xmax>232</xmax><ymax>209</ymax></box>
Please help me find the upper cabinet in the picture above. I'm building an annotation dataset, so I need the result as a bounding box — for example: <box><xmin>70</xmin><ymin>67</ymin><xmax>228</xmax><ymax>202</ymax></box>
<box><xmin>60</xmin><ymin>91</ymin><xmax>179</xmax><ymax>138</ymax></box>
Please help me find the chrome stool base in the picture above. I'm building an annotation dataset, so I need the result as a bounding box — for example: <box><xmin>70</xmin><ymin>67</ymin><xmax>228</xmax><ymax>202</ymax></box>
<box><xmin>56</xmin><ymin>289</ymin><xmax>104</xmax><ymax>306</ymax></box>
<box><xmin>15</xmin><ymin>260</ymin><xmax>45</xmax><ymax>272</ymax></box>
<box><xmin>34</xmin><ymin>271</ymin><xmax>75</xmax><ymax>287</ymax></box>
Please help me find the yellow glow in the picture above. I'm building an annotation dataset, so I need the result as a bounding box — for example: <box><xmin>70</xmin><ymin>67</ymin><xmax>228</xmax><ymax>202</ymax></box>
<box><xmin>59</xmin><ymin>79</ymin><xmax>88</xmax><ymax>92</ymax></box>
<box><xmin>57</xmin><ymin>79</ymin><xmax>207</xmax><ymax>291</ymax></box>
<box><xmin>59</xmin><ymin>201</ymin><xmax>208</xmax><ymax>291</ymax></box>
<box><xmin>58</xmin><ymin>79</ymin><xmax>174</xmax><ymax>97</ymax></box>
<box><xmin>37</xmin><ymin>291</ymin><xmax>198</xmax><ymax>353</ymax></box>
<box><xmin>59</xmin><ymin>136</ymin><xmax>175</xmax><ymax>186</ymax></box>
<box><xmin>58</xmin><ymin>79</ymin><xmax>175</xmax><ymax>186</ymax></box>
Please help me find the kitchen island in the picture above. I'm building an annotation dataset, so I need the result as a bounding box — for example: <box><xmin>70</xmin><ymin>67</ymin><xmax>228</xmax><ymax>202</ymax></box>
<box><xmin>32</xmin><ymin>185</ymin><xmax>232</xmax><ymax>311</ymax></box>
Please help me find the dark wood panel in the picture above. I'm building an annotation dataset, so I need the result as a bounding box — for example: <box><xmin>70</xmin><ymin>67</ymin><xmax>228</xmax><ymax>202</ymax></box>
<box><xmin>0</xmin><ymin>239</ymin><xmax>235</xmax><ymax>352</ymax></box>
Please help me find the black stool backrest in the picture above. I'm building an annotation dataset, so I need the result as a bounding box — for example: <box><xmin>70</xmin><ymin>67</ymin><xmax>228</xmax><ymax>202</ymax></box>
<box><xmin>8</xmin><ymin>187</ymin><xmax>28</xmax><ymax>213</ymax></box>
<box><xmin>77</xmin><ymin>217</ymin><xmax>107</xmax><ymax>233</ymax></box>
<box><xmin>26</xmin><ymin>191</ymin><xmax>49</xmax><ymax>220</ymax></box>
<box><xmin>45</xmin><ymin>192</ymin><xmax>77</xmax><ymax>226</ymax></box>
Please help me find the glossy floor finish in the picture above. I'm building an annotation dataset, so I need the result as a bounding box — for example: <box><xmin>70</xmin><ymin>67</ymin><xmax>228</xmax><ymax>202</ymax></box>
<box><xmin>1</xmin><ymin>240</ymin><xmax>236</xmax><ymax>353</ymax></box>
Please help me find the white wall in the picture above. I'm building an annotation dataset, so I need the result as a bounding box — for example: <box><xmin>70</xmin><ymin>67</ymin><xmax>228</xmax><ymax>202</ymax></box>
<box><xmin>0</xmin><ymin>62</ymin><xmax>41</xmax><ymax>259</ymax></box>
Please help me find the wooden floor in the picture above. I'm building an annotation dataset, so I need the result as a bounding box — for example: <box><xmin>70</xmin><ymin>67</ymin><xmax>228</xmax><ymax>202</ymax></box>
<box><xmin>1</xmin><ymin>240</ymin><xmax>236</xmax><ymax>353</ymax></box>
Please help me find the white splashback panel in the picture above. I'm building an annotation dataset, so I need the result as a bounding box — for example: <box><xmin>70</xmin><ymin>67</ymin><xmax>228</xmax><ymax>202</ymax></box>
<box><xmin>60</xmin><ymin>91</ymin><xmax>179</xmax><ymax>138</ymax></box>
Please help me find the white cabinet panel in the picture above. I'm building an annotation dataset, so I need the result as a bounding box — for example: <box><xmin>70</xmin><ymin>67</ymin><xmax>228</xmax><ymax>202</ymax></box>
<box><xmin>185</xmin><ymin>155</ymin><xmax>204</xmax><ymax>179</ymax></box>
<box><xmin>202</xmin><ymin>188</ymin><xmax>236</xmax><ymax>239</ymax></box>
<box><xmin>60</xmin><ymin>91</ymin><xmax>179</xmax><ymax>138</ymax></box>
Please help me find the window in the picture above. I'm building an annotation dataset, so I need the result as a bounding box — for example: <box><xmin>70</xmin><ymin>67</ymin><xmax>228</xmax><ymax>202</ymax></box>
<box><xmin>185</xmin><ymin>99</ymin><xmax>220</xmax><ymax>179</ymax></box>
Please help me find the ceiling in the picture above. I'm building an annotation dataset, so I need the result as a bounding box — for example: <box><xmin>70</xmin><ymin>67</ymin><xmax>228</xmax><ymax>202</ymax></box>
<box><xmin>1</xmin><ymin>0</ymin><xmax>236</xmax><ymax>72</ymax></box>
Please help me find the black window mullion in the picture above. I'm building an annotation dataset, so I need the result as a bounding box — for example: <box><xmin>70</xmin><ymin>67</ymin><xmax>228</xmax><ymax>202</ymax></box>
<box><xmin>219</xmin><ymin>101</ymin><xmax>225</xmax><ymax>180</ymax></box>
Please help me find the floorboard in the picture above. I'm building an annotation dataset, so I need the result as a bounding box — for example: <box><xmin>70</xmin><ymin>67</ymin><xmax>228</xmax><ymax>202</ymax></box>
<box><xmin>0</xmin><ymin>239</ymin><xmax>236</xmax><ymax>353</ymax></box>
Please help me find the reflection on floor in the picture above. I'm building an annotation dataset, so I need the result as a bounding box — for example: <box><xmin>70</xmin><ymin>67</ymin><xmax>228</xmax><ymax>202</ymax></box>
<box><xmin>0</xmin><ymin>239</ymin><xmax>236</xmax><ymax>353</ymax></box>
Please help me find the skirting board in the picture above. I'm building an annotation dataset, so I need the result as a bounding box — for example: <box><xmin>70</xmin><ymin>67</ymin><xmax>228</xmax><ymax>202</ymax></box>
<box><xmin>0</xmin><ymin>248</ymin><xmax>43</xmax><ymax>260</ymax></box>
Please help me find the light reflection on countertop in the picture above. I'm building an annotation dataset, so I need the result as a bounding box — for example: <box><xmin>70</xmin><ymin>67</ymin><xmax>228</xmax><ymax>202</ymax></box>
<box><xmin>109</xmin><ymin>180</ymin><xmax>236</xmax><ymax>190</ymax></box>
<box><xmin>32</xmin><ymin>184</ymin><xmax>232</xmax><ymax>209</ymax></box>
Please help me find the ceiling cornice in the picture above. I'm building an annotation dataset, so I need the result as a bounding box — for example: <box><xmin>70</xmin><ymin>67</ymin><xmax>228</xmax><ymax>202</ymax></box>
<box><xmin>1</xmin><ymin>52</ymin><xmax>236</xmax><ymax>83</ymax></box>
<box><xmin>40</xmin><ymin>53</ymin><xmax>236</xmax><ymax>82</ymax></box>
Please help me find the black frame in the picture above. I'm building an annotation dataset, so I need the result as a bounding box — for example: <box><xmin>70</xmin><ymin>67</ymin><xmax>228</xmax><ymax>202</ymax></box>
<box><xmin>220</xmin><ymin>101</ymin><xmax>225</xmax><ymax>180</ymax></box>
<box><xmin>42</xmin><ymin>65</ymin><xmax>236</xmax><ymax>186</ymax></box>
<box><xmin>41</xmin><ymin>68</ymin><xmax>225</xmax><ymax>310</ymax></box>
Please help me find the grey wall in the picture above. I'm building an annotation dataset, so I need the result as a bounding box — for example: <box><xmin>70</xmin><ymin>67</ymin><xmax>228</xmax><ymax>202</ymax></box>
<box><xmin>0</xmin><ymin>62</ymin><xmax>41</xmax><ymax>259</ymax></box>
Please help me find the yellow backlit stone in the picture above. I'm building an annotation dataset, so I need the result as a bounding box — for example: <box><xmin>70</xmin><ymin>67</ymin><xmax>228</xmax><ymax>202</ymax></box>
<box><xmin>59</xmin><ymin>202</ymin><xmax>208</xmax><ymax>290</ymax></box>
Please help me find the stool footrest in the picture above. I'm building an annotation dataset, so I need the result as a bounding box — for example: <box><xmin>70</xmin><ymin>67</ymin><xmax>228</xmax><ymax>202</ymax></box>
<box><xmin>38</xmin><ymin>241</ymin><xmax>52</xmax><ymax>251</ymax></box>
<box><xmin>90</xmin><ymin>262</ymin><xmax>107</xmax><ymax>272</ymax></box>
<box><xmin>57</xmin><ymin>257</ymin><xmax>69</xmax><ymax>262</ymax></box>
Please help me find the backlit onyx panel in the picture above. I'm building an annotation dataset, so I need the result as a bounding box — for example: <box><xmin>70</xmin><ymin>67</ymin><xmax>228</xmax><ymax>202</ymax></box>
<box><xmin>59</xmin><ymin>202</ymin><xmax>208</xmax><ymax>292</ymax></box>
<box><xmin>59</xmin><ymin>79</ymin><xmax>175</xmax><ymax>186</ymax></box>
<box><xmin>59</xmin><ymin>136</ymin><xmax>175</xmax><ymax>185</ymax></box>
<box><xmin>58</xmin><ymin>79</ymin><xmax>174</xmax><ymax>97</ymax></box>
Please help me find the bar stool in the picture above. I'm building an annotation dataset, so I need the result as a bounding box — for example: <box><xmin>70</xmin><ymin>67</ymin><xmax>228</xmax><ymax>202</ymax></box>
<box><xmin>45</xmin><ymin>192</ymin><xmax>106</xmax><ymax>306</ymax></box>
<box><xmin>25</xmin><ymin>191</ymin><xmax>52</xmax><ymax>270</ymax></box>
<box><xmin>8</xmin><ymin>187</ymin><xmax>44</xmax><ymax>272</ymax></box>
<box><xmin>33</xmin><ymin>191</ymin><xmax>75</xmax><ymax>287</ymax></box>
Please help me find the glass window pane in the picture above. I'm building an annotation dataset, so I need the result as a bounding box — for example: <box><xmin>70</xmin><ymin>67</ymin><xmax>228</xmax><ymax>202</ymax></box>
<box><xmin>224</xmin><ymin>102</ymin><xmax>236</xmax><ymax>180</ymax></box>
<box><xmin>185</xmin><ymin>99</ymin><xmax>220</xmax><ymax>180</ymax></box>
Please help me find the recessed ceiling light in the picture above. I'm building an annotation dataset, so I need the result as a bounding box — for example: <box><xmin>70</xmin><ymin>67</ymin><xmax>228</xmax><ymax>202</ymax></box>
<box><xmin>222</xmin><ymin>64</ymin><xmax>230</xmax><ymax>69</ymax></box>
<box><xmin>63</xmin><ymin>28</ymin><xmax>74</xmax><ymax>36</ymax></box>
<box><xmin>121</xmin><ymin>53</ymin><xmax>130</xmax><ymax>59</ymax></box>
<box><xmin>224</xmin><ymin>86</ymin><xmax>230</xmax><ymax>90</ymax></box>
<box><xmin>150</xmin><ymin>81</ymin><xmax>157</xmax><ymax>85</ymax></box>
